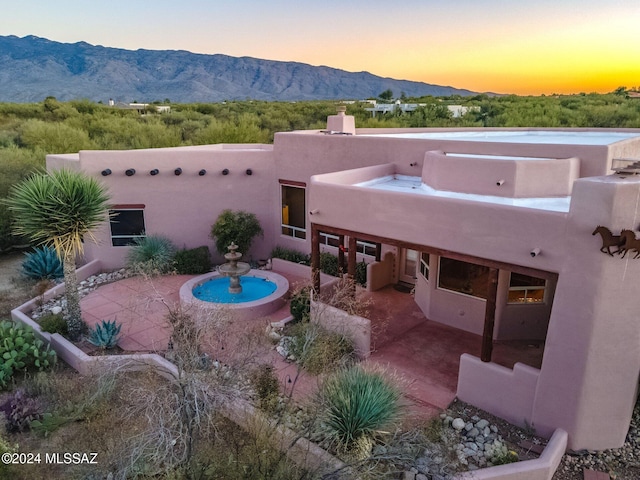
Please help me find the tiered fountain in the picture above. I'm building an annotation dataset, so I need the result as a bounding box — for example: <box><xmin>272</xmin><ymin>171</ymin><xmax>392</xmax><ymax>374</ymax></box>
<box><xmin>217</xmin><ymin>242</ymin><xmax>251</xmax><ymax>294</ymax></box>
<box><xmin>179</xmin><ymin>243</ymin><xmax>289</xmax><ymax>321</ymax></box>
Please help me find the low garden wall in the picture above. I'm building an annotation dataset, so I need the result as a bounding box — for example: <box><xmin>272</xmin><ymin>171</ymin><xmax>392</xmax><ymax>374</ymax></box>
<box><xmin>310</xmin><ymin>299</ymin><xmax>371</xmax><ymax>359</ymax></box>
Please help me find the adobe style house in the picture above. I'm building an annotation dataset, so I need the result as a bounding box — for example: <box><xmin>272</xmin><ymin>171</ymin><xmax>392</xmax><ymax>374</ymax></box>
<box><xmin>47</xmin><ymin>111</ymin><xmax>640</xmax><ymax>452</ymax></box>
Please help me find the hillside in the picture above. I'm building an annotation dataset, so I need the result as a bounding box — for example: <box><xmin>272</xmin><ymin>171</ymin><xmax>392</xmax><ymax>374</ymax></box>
<box><xmin>0</xmin><ymin>35</ymin><xmax>477</xmax><ymax>103</ymax></box>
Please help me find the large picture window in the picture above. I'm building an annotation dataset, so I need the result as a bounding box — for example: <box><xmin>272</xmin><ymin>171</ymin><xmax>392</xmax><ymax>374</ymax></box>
<box><xmin>281</xmin><ymin>183</ymin><xmax>306</xmax><ymax>240</ymax></box>
<box><xmin>438</xmin><ymin>257</ymin><xmax>489</xmax><ymax>299</ymax></box>
<box><xmin>110</xmin><ymin>208</ymin><xmax>145</xmax><ymax>246</ymax></box>
<box><xmin>508</xmin><ymin>273</ymin><xmax>546</xmax><ymax>304</ymax></box>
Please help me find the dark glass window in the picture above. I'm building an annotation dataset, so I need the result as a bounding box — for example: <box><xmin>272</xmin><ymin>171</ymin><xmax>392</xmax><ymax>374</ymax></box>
<box><xmin>508</xmin><ymin>273</ymin><xmax>546</xmax><ymax>303</ymax></box>
<box><xmin>281</xmin><ymin>184</ymin><xmax>306</xmax><ymax>240</ymax></box>
<box><xmin>110</xmin><ymin>209</ymin><xmax>145</xmax><ymax>246</ymax></box>
<box><xmin>438</xmin><ymin>257</ymin><xmax>490</xmax><ymax>299</ymax></box>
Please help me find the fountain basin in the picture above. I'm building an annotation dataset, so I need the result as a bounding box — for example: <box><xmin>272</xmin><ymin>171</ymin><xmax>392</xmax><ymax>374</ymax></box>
<box><xmin>180</xmin><ymin>270</ymin><xmax>289</xmax><ymax>321</ymax></box>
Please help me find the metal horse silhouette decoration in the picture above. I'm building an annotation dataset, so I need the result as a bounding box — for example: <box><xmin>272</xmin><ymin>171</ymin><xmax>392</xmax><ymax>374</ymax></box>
<box><xmin>593</xmin><ymin>226</ymin><xmax>640</xmax><ymax>259</ymax></box>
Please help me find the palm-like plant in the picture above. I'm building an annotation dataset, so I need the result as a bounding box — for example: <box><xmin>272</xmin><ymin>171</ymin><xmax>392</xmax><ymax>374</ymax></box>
<box><xmin>5</xmin><ymin>169</ymin><xmax>111</xmax><ymax>340</ymax></box>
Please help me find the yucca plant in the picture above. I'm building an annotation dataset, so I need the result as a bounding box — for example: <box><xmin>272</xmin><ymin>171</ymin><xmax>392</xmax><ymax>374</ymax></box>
<box><xmin>21</xmin><ymin>245</ymin><xmax>63</xmax><ymax>280</ymax></box>
<box><xmin>317</xmin><ymin>365</ymin><xmax>403</xmax><ymax>458</ymax></box>
<box><xmin>5</xmin><ymin>169</ymin><xmax>111</xmax><ymax>340</ymax></box>
<box><xmin>126</xmin><ymin>234</ymin><xmax>176</xmax><ymax>276</ymax></box>
<box><xmin>87</xmin><ymin>319</ymin><xmax>122</xmax><ymax>349</ymax></box>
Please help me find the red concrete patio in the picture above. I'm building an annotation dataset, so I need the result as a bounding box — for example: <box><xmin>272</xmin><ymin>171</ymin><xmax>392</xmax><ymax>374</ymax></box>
<box><xmin>79</xmin><ymin>274</ymin><xmax>545</xmax><ymax>417</ymax></box>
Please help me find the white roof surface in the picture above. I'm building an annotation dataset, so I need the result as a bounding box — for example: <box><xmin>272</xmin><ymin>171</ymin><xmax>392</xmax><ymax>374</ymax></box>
<box><xmin>354</xmin><ymin>175</ymin><xmax>571</xmax><ymax>212</ymax></box>
<box><xmin>364</xmin><ymin>130</ymin><xmax>640</xmax><ymax>145</ymax></box>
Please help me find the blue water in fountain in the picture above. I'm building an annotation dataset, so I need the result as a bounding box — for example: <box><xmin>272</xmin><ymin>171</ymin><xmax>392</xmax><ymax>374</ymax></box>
<box><xmin>192</xmin><ymin>276</ymin><xmax>277</xmax><ymax>303</ymax></box>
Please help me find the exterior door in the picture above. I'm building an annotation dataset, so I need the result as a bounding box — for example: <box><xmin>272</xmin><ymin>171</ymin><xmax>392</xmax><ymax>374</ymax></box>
<box><xmin>399</xmin><ymin>248</ymin><xmax>418</xmax><ymax>285</ymax></box>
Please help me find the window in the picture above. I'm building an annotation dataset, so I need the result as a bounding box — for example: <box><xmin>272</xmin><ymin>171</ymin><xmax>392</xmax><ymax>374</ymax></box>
<box><xmin>281</xmin><ymin>183</ymin><xmax>306</xmax><ymax>240</ymax></box>
<box><xmin>508</xmin><ymin>273</ymin><xmax>546</xmax><ymax>304</ymax></box>
<box><xmin>320</xmin><ymin>232</ymin><xmax>341</xmax><ymax>248</ymax></box>
<box><xmin>419</xmin><ymin>252</ymin><xmax>430</xmax><ymax>280</ymax></box>
<box><xmin>438</xmin><ymin>257</ymin><xmax>489</xmax><ymax>299</ymax></box>
<box><xmin>110</xmin><ymin>208</ymin><xmax>145</xmax><ymax>246</ymax></box>
<box><xmin>356</xmin><ymin>240</ymin><xmax>377</xmax><ymax>257</ymax></box>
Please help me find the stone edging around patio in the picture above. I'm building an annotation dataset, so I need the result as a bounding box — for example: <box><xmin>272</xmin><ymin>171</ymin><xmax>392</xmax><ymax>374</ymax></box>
<box><xmin>9</xmin><ymin>259</ymin><xmax>567</xmax><ymax>480</ymax></box>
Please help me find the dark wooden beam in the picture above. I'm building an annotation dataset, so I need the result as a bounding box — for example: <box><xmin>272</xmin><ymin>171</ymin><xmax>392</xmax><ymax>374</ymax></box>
<box><xmin>481</xmin><ymin>267</ymin><xmax>499</xmax><ymax>362</ymax></box>
<box><xmin>338</xmin><ymin>235</ymin><xmax>345</xmax><ymax>273</ymax></box>
<box><xmin>311</xmin><ymin>224</ymin><xmax>320</xmax><ymax>292</ymax></box>
<box><xmin>313</xmin><ymin>223</ymin><xmax>558</xmax><ymax>281</ymax></box>
<box><xmin>348</xmin><ymin>235</ymin><xmax>357</xmax><ymax>297</ymax></box>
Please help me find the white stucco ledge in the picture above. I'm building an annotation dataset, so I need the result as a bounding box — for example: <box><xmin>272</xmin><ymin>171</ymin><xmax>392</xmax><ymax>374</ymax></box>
<box><xmin>453</xmin><ymin>428</ymin><xmax>568</xmax><ymax>480</ymax></box>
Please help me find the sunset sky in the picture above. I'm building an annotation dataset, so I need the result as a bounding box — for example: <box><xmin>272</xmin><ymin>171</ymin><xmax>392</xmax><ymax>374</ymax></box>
<box><xmin>2</xmin><ymin>0</ymin><xmax>639</xmax><ymax>95</ymax></box>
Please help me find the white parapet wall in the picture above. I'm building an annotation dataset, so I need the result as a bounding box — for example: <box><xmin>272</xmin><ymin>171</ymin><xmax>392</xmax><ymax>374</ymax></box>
<box><xmin>457</xmin><ymin>353</ymin><xmax>540</xmax><ymax>430</ymax></box>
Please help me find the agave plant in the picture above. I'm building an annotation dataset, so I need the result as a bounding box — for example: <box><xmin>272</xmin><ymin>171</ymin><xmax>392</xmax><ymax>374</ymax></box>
<box><xmin>88</xmin><ymin>319</ymin><xmax>122</xmax><ymax>349</ymax></box>
<box><xmin>21</xmin><ymin>245</ymin><xmax>64</xmax><ymax>280</ymax></box>
<box><xmin>126</xmin><ymin>234</ymin><xmax>176</xmax><ymax>276</ymax></box>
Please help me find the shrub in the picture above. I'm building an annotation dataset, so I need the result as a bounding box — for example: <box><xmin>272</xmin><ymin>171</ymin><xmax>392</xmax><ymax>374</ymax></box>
<box><xmin>21</xmin><ymin>245</ymin><xmax>63</xmax><ymax>280</ymax></box>
<box><xmin>286</xmin><ymin>322</ymin><xmax>354</xmax><ymax>375</ymax></box>
<box><xmin>87</xmin><ymin>319</ymin><xmax>122</xmax><ymax>349</ymax></box>
<box><xmin>355</xmin><ymin>260</ymin><xmax>367</xmax><ymax>287</ymax></box>
<box><xmin>174</xmin><ymin>246</ymin><xmax>212</xmax><ymax>274</ymax></box>
<box><xmin>210</xmin><ymin>210</ymin><xmax>263</xmax><ymax>258</ymax></box>
<box><xmin>289</xmin><ymin>286</ymin><xmax>311</xmax><ymax>322</ymax></box>
<box><xmin>38</xmin><ymin>312</ymin><xmax>68</xmax><ymax>335</ymax></box>
<box><xmin>126</xmin><ymin>234</ymin><xmax>176</xmax><ymax>276</ymax></box>
<box><xmin>319</xmin><ymin>252</ymin><xmax>340</xmax><ymax>277</ymax></box>
<box><xmin>270</xmin><ymin>246</ymin><xmax>310</xmax><ymax>265</ymax></box>
<box><xmin>249</xmin><ymin>364</ymin><xmax>280</xmax><ymax>414</ymax></box>
<box><xmin>0</xmin><ymin>388</ymin><xmax>42</xmax><ymax>432</ymax></box>
<box><xmin>317</xmin><ymin>365</ymin><xmax>403</xmax><ymax>456</ymax></box>
<box><xmin>0</xmin><ymin>320</ymin><xmax>56</xmax><ymax>389</ymax></box>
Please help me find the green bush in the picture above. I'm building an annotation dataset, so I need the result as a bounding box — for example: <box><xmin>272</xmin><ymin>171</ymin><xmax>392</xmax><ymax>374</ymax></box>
<box><xmin>126</xmin><ymin>234</ymin><xmax>176</xmax><ymax>276</ymax></box>
<box><xmin>270</xmin><ymin>246</ymin><xmax>310</xmax><ymax>265</ymax></box>
<box><xmin>38</xmin><ymin>313</ymin><xmax>68</xmax><ymax>335</ymax></box>
<box><xmin>355</xmin><ymin>260</ymin><xmax>367</xmax><ymax>287</ymax></box>
<box><xmin>249</xmin><ymin>364</ymin><xmax>280</xmax><ymax>414</ymax></box>
<box><xmin>87</xmin><ymin>319</ymin><xmax>122</xmax><ymax>349</ymax></box>
<box><xmin>210</xmin><ymin>209</ymin><xmax>263</xmax><ymax>258</ymax></box>
<box><xmin>174</xmin><ymin>246</ymin><xmax>212</xmax><ymax>274</ymax></box>
<box><xmin>289</xmin><ymin>286</ymin><xmax>311</xmax><ymax>322</ymax></box>
<box><xmin>21</xmin><ymin>245</ymin><xmax>63</xmax><ymax>280</ymax></box>
<box><xmin>317</xmin><ymin>365</ymin><xmax>402</xmax><ymax>455</ymax></box>
<box><xmin>0</xmin><ymin>320</ymin><xmax>56</xmax><ymax>389</ymax></box>
<box><xmin>320</xmin><ymin>252</ymin><xmax>340</xmax><ymax>277</ymax></box>
<box><xmin>286</xmin><ymin>322</ymin><xmax>354</xmax><ymax>375</ymax></box>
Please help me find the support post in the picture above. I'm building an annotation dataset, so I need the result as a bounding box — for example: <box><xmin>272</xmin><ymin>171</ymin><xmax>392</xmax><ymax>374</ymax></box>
<box><xmin>481</xmin><ymin>267</ymin><xmax>499</xmax><ymax>362</ymax></box>
<box><xmin>311</xmin><ymin>224</ymin><xmax>320</xmax><ymax>292</ymax></box>
<box><xmin>348</xmin><ymin>235</ymin><xmax>357</xmax><ymax>298</ymax></box>
<box><xmin>338</xmin><ymin>235</ymin><xmax>345</xmax><ymax>273</ymax></box>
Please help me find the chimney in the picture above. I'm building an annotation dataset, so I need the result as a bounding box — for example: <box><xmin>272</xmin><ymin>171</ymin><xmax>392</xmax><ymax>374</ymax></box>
<box><xmin>326</xmin><ymin>105</ymin><xmax>355</xmax><ymax>135</ymax></box>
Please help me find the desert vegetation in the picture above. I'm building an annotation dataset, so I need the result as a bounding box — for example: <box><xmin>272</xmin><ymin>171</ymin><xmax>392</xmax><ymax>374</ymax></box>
<box><xmin>2</xmin><ymin>90</ymin><xmax>640</xmax><ymax>251</ymax></box>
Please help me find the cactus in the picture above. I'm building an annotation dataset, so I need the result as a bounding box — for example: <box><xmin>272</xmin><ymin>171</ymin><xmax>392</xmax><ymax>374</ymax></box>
<box><xmin>87</xmin><ymin>319</ymin><xmax>122</xmax><ymax>349</ymax></box>
<box><xmin>22</xmin><ymin>245</ymin><xmax>63</xmax><ymax>280</ymax></box>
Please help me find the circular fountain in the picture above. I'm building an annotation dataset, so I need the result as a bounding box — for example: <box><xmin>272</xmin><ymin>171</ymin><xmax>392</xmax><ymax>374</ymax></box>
<box><xmin>180</xmin><ymin>244</ymin><xmax>289</xmax><ymax>321</ymax></box>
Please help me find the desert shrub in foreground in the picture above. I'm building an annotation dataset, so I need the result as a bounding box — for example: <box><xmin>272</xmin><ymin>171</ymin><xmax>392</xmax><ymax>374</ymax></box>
<box><xmin>286</xmin><ymin>322</ymin><xmax>354</xmax><ymax>375</ymax></box>
<box><xmin>174</xmin><ymin>245</ymin><xmax>212</xmax><ymax>274</ymax></box>
<box><xmin>126</xmin><ymin>234</ymin><xmax>176</xmax><ymax>275</ymax></box>
<box><xmin>317</xmin><ymin>365</ymin><xmax>403</xmax><ymax>458</ymax></box>
<box><xmin>249</xmin><ymin>363</ymin><xmax>281</xmax><ymax>414</ymax></box>
<box><xmin>289</xmin><ymin>286</ymin><xmax>311</xmax><ymax>322</ymax></box>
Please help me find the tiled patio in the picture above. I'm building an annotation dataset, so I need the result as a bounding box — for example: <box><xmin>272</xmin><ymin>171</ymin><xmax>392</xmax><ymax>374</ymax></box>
<box><xmin>79</xmin><ymin>273</ymin><xmax>545</xmax><ymax>417</ymax></box>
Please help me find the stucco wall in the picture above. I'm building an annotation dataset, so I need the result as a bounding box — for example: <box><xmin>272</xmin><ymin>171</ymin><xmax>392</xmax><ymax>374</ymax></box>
<box><xmin>52</xmin><ymin>146</ymin><xmax>276</xmax><ymax>269</ymax></box>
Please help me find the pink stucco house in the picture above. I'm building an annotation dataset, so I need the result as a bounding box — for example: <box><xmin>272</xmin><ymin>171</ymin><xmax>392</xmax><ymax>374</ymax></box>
<box><xmin>47</xmin><ymin>110</ymin><xmax>640</xmax><ymax>452</ymax></box>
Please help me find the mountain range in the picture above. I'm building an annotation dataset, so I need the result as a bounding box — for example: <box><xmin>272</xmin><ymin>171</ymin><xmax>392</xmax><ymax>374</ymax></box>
<box><xmin>0</xmin><ymin>35</ymin><xmax>477</xmax><ymax>103</ymax></box>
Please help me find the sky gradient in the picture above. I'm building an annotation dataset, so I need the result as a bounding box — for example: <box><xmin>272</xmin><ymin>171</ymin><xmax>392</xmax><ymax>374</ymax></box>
<box><xmin>2</xmin><ymin>0</ymin><xmax>639</xmax><ymax>96</ymax></box>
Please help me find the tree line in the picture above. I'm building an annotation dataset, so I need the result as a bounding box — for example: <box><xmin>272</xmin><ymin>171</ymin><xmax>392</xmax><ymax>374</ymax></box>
<box><xmin>1</xmin><ymin>91</ymin><xmax>640</xmax><ymax>250</ymax></box>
